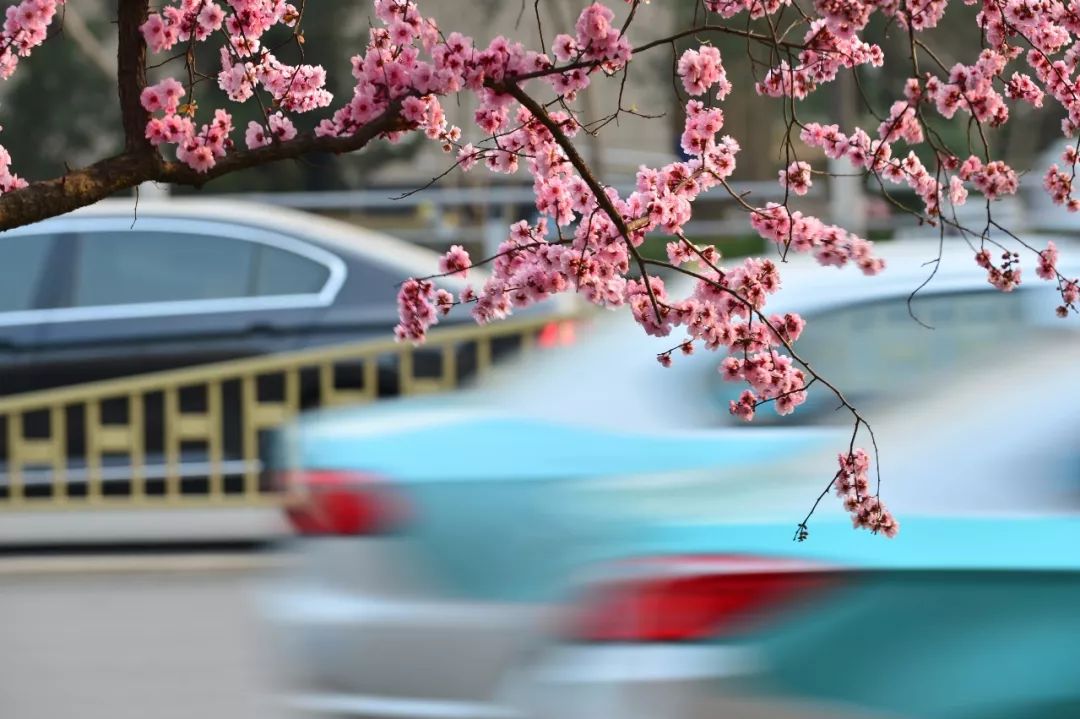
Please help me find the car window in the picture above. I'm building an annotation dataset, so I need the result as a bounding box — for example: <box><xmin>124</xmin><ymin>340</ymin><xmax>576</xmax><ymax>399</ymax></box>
<box><xmin>72</xmin><ymin>231</ymin><xmax>255</xmax><ymax>307</ymax></box>
<box><xmin>345</xmin><ymin>258</ymin><xmax>411</xmax><ymax>306</ymax></box>
<box><xmin>712</xmin><ymin>289</ymin><xmax>1066</xmax><ymax>425</ymax></box>
<box><xmin>253</xmin><ymin>245</ymin><xmax>330</xmax><ymax>296</ymax></box>
<box><xmin>0</xmin><ymin>233</ymin><xmax>56</xmax><ymax>312</ymax></box>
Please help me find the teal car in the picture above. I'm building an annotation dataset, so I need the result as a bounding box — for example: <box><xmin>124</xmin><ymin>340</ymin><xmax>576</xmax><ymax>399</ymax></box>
<box><xmin>262</xmin><ymin>240</ymin><xmax>1080</xmax><ymax>719</ymax></box>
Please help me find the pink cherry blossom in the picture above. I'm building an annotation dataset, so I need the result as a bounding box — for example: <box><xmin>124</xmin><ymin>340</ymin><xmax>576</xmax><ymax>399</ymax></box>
<box><xmin>678</xmin><ymin>46</ymin><xmax>731</xmax><ymax>99</ymax></box>
<box><xmin>1037</xmin><ymin>240</ymin><xmax>1059</xmax><ymax>281</ymax></box>
<box><xmin>779</xmin><ymin>161</ymin><xmax>813</xmax><ymax>195</ymax></box>
<box><xmin>140</xmin><ymin>78</ymin><xmax>185</xmax><ymax>114</ymax></box>
<box><xmin>835</xmin><ymin>450</ymin><xmax>897</xmax><ymax>538</ymax></box>
<box><xmin>438</xmin><ymin>245</ymin><xmax>471</xmax><ymax>278</ymax></box>
<box><xmin>7</xmin><ymin>0</ymin><xmax>1080</xmax><ymax>540</ymax></box>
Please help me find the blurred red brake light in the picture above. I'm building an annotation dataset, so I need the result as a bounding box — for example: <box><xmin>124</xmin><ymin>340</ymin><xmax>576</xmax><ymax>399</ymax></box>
<box><xmin>278</xmin><ymin>470</ymin><xmax>408</xmax><ymax>536</ymax></box>
<box><xmin>538</xmin><ymin>320</ymin><xmax>576</xmax><ymax>348</ymax></box>
<box><xmin>569</xmin><ymin>555</ymin><xmax>837</xmax><ymax>642</ymax></box>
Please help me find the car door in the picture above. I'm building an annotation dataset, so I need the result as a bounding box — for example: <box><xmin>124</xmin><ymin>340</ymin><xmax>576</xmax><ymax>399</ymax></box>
<box><xmin>0</xmin><ymin>230</ymin><xmax>65</xmax><ymax>396</ymax></box>
<box><xmin>303</xmin><ymin>254</ymin><xmax>407</xmax><ymax>345</ymax></box>
<box><xmin>33</xmin><ymin>215</ymin><xmax>343</xmax><ymax>389</ymax></box>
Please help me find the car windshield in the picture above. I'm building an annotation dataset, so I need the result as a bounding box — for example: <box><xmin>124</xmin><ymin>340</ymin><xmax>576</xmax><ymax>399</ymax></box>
<box><xmin>712</xmin><ymin>286</ymin><xmax>1075</xmax><ymax>426</ymax></box>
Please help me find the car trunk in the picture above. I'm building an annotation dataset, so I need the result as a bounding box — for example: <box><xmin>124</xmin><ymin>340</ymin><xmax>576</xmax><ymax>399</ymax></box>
<box><xmin>276</xmin><ymin>406</ymin><xmax>836</xmax><ymax>603</ymax></box>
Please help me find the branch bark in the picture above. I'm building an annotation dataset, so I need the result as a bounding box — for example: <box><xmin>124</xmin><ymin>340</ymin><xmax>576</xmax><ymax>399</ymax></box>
<box><xmin>0</xmin><ymin>105</ymin><xmax>409</xmax><ymax>232</ymax></box>
<box><xmin>494</xmin><ymin>79</ymin><xmax>664</xmax><ymax>320</ymax></box>
<box><xmin>157</xmin><ymin>109</ymin><xmax>410</xmax><ymax>184</ymax></box>
<box><xmin>117</xmin><ymin>0</ymin><xmax>153</xmax><ymax>155</ymax></box>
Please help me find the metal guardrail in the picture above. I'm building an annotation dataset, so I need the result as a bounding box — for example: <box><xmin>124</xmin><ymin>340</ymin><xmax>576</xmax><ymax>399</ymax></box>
<box><xmin>0</xmin><ymin>314</ymin><xmax>573</xmax><ymax>511</ymax></box>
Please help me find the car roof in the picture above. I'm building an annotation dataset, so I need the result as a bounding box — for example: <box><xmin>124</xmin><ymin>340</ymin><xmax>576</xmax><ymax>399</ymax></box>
<box><xmin>750</xmin><ymin>235</ymin><xmax>1080</xmax><ymax>315</ymax></box>
<box><xmin>7</xmin><ymin>197</ymin><xmax>466</xmax><ymax>290</ymax></box>
<box><xmin>462</xmin><ymin>235</ymin><xmax>1080</xmax><ymax>427</ymax></box>
<box><xmin>291</xmin><ymin>234</ymin><xmax>1080</xmax><ymax>435</ymax></box>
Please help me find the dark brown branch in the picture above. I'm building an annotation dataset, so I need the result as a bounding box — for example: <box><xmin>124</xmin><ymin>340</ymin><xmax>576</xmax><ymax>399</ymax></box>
<box><xmin>492</xmin><ymin>78</ymin><xmax>664</xmax><ymax>323</ymax></box>
<box><xmin>0</xmin><ymin>105</ymin><xmax>409</xmax><ymax>232</ymax></box>
<box><xmin>117</xmin><ymin>0</ymin><xmax>153</xmax><ymax>155</ymax></box>
<box><xmin>0</xmin><ymin>153</ymin><xmax>159</xmax><ymax>231</ymax></box>
<box><xmin>158</xmin><ymin>107</ymin><xmax>409</xmax><ymax>184</ymax></box>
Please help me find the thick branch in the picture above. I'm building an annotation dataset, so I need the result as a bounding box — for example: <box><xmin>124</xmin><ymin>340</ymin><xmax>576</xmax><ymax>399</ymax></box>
<box><xmin>117</xmin><ymin>0</ymin><xmax>153</xmax><ymax>155</ymax></box>
<box><xmin>0</xmin><ymin>106</ymin><xmax>408</xmax><ymax>232</ymax></box>
<box><xmin>156</xmin><ymin>110</ymin><xmax>409</xmax><ymax>184</ymax></box>
<box><xmin>0</xmin><ymin>153</ymin><xmax>160</xmax><ymax>231</ymax></box>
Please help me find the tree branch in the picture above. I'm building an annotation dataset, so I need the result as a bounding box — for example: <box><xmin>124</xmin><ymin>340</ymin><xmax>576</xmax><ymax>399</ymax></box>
<box><xmin>157</xmin><ymin>108</ymin><xmax>410</xmax><ymax>184</ymax></box>
<box><xmin>493</xmin><ymin>78</ymin><xmax>665</xmax><ymax>323</ymax></box>
<box><xmin>0</xmin><ymin>153</ymin><xmax>163</xmax><ymax>232</ymax></box>
<box><xmin>0</xmin><ymin>104</ymin><xmax>409</xmax><ymax>231</ymax></box>
<box><xmin>117</xmin><ymin>0</ymin><xmax>153</xmax><ymax>155</ymax></box>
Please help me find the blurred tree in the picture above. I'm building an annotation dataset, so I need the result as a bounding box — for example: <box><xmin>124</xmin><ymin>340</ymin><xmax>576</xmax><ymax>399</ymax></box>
<box><xmin>2</xmin><ymin>2</ymin><xmax>120</xmax><ymax>182</ymax></box>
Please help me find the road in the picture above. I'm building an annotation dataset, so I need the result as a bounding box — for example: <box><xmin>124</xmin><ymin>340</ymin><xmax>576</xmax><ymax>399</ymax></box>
<box><xmin>0</xmin><ymin>551</ymin><xmax>290</xmax><ymax>719</ymax></box>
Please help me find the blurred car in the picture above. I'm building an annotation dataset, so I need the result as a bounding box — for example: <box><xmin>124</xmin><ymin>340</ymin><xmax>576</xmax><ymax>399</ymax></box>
<box><xmin>262</xmin><ymin>239</ymin><xmax>1080</xmax><ymax>719</ymax></box>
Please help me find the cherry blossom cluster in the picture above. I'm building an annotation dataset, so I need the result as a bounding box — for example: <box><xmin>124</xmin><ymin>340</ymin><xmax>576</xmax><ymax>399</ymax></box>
<box><xmin>647</xmin><ymin>259</ymin><xmax>805</xmax><ymax>396</ymax></box>
<box><xmin>836</xmin><ymin>450</ymin><xmax>898</xmax><ymax>538</ymax></box>
<box><xmin>556</xmin><ymin>2</ymin><xmax>632</xmax><ymax>73</ymax></box>
<box><xmin>7</xmin><ymin>0</ymin><xmax>1080</xmax><ymax>537</ymax></box>
<box><xmin>0</xmin><ymin>0</ymin><xmax>63</xmax><ymax>190</ymax></box>
<box><xmin>924</xmin><ymin>50</ymin><xmax>1011</xmax><ymax>126</ymax></box>
<box><xmin>358</xmin><ymin>2</ymin><xmax>897</xmax><ymax>535</ymax></box>
<box><xmin>755</xmin><ymin>18</ymin><xmax>883</xmax><ymax>100</ymax></box>
<box><xmin>749</xmin><ymin>202</ymin><xmax>885</xmax><ymax>274</ymax></box>
<box><xmin>779</xmin><ymin>161</ymin><xmax>813</xmax><ymax>196</ymax></box>
<box><xmin>138</xmin><ymin>0</ymin><xmax>331</xmax><ymax>172</ymax></box>
<box><xmin>0</xmin><ymin>141</ymin><xmax>25</xmax><ymax>193</ymax></box>
<box><xmin>799</xmin><ymin>120</ymin><xmax>937</xmax><ymax>219</ymax></box>
<box><xmin>715</xmin><ymin>314</ymin><xmax>810</xmax><ymax>418</ymax></box>
<box><xmin>975</xmin><ymin>247</ymin><xmax>1023</xmax><ymax>292</ymax></box>
<box><xmin>1044</xmin><ymin>144</ymin><xmax>1080</xmax><ymax>210</ymax></box>
<box><xmin>704</xmin><ymin>0</ymin><xmax>787</xmax><ymax>21</ymax></box>
<box><xmin>437</xmin><ymin>244</ymin><xmax>470</xmax><ymax>278</ymax></box>
<box><xmin>678</xmin><ymin>46</ymin><xmax>731</xmax><ymax>99</ymax></box>
<box><xmin>974</xmin><ymin>238</ymin><xmax>1079</xmax><ymax>314</ymax></box>
<box><xmin>1</xmin><ymin>0</ymin><xmax>61</xmax><ymax>80</ymax></box>
<box><xmin>395</xmin><ymin>278</ymin><xmax>454</xmax><ymax>341</ymax></box>
<box><xmin>958</xmin><ymin>157</ymin><xmax>1020</xmax><ymax>200</ymax></box>
<box><xmin>245</xmin><ymin>112</ymin><xmax>297</xmax><ymax>148</ymax></box>
<box><xmin>141</xmin><ymin>79</ymin><xmax>237</xmax><ymax>172</ymax></box>
<box><xmin>142</xmin><ymin>0</ymin><xmax>297</xmax><ymax>53</ymax></box>
<box><xmin>774</xmin><ymin>2</ymin><xmax>1080</xmax><ymax>302</ymax></box>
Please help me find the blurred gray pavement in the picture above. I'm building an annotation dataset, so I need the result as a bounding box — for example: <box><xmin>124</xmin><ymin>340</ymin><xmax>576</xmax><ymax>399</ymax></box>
<box><xmin>0</xmin><ymin>552</ymin><xmax>288</xmax><ymax>719</ymax></box>
<box><xmin>0</xmin><ymin>508</ymin><xmax>291</xmax><ymax>546</ymax></box>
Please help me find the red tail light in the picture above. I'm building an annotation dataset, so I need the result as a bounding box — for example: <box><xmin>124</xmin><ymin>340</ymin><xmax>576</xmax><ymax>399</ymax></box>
<box><xmin>569</xmin><ymin>555</ymin><xmax>836</xmax><ymax>642</ymax></box>
<box><xmin>277</xmin><ymin>470</ymin><xmax>409</xmax><ymax>536</ymax></box>
<box><xmin>538</xmin><ymin>319</ymin><xmax>577</xmax><ymax>348</ymax></box>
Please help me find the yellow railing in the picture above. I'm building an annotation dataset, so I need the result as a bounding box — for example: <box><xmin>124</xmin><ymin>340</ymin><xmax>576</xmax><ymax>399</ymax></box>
<box><xmin>0</xmin><ymin>314</ymin><xmax>574</xmax><ymax>511</ymax></box>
